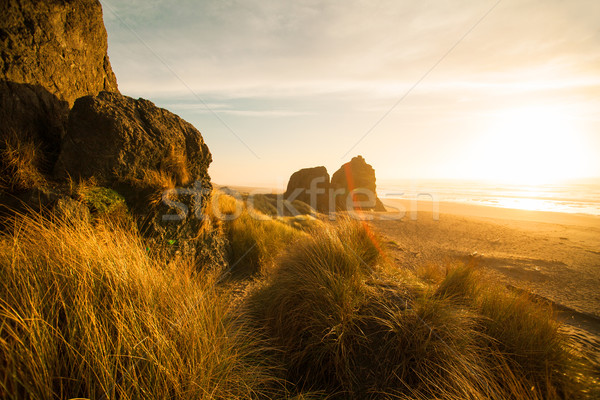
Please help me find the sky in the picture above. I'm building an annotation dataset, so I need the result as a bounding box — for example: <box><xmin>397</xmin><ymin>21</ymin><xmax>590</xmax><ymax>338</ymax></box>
<box><xmin>99</xmin><ymin>0</ymin><xmax>600</xmax><ymax>188</ymax></box>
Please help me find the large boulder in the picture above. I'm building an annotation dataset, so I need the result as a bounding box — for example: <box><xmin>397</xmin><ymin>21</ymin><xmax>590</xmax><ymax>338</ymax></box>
<box><xmin>54</xmin><ymin>90</ymin><xmax>223</xmax><ymax>266</ymax></box>
<box><xmin>284</xmin><ymin>166</ymin><xmax>330</xmax><ymax>212</ymax></box>
<box><xmin>55</xmin><ymin>91</ymin><xmax>211</xmax><ymax>189</ymax></box>
<box><xmin>0</xmin><ymin>0</ymin><xmax>119</xmax><ymax>182</ymax></box>
<box><xmin>0</xmin><ymin>0</ymin><xmax>118</xmax><ymax>106</ymax></box>
<box><xmin>331</xmin><ymin>155</ymin><xmax>386</xmax><ymax>211</ymax></box>
<box><xmin>0</xmin><ymin>1</ymin><xmax>226</xmax><ymax>268</ymax></box>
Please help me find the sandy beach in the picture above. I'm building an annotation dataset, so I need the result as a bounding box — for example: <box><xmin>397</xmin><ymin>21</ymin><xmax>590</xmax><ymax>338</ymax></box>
<box><xmin>369</xmin><ymin>199</ymin><xmax>600</xmax><ymax>364</ymax></box>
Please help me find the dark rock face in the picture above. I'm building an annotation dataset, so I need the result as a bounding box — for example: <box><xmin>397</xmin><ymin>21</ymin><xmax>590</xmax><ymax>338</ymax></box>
<box><xmin>55</xmin><ymin>91</ymin><xmax>211</xmax><ymax>188</ymax></box>
<box><xmin>284</xmin><ymin>166</ymin><xmax>330</xmax><ymax>212</ymax></box>
<box><xmin>0</xmin><ymin>0</ymin><xmax>118</xmax><ymax>106</ymax></box>
<box><xmin>144</xmin><ymin>181</ymin><xmax>227</xmax><ymax>268</ymax></box>
<box><xmin>331</xmin><ymin>155</ymin><xmax>386</xmax><ymax>211</ymax></box>
<box><xmin>0</xmin><ymin>81</ymin><xmax>69</xmax><ymax>173</ymax></box>
<box><xmin>54</xmin><ymin>91</ymin><xmax>222</xmax><ymax>265</ymax></box>
<box><xmin>0</xmin><ymin>0</ymin><xmax>119</xmax><ymax>179</ymax></box>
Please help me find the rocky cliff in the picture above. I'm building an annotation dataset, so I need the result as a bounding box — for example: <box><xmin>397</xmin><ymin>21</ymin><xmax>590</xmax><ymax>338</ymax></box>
<box><xmin>0</xmin><ymin>0</ymin><xmax>118</xmax><ymax>106</ymax></box>
<box><xmin>0</xmin><ymin>0</ymin><xmax>119</xmax><ymax>178</ymax></box>
<box><xmin>0</xmin><ymin>0</ymin><xmax>225</xmax><ymax>267</ymax></box>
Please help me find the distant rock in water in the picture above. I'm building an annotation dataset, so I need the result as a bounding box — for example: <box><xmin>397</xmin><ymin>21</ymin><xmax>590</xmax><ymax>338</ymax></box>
<box><xmin>0</xmin><ymin>0</ymin><xmax>119</xmax><ymax>176</ymax></box>
<box><xmin>55</xmin><ymin>91</ymin><xmax>212</xmax><ymax>190</ymax></box>
<box><xmin>331</xmin><ymin>155</ymin><xmax>386</xmax><ymax>211</ymax></box>
<box><xmin>284</xmin><ymin>166</ymin><xmax>330</xmax><ymax>212</ymax></box>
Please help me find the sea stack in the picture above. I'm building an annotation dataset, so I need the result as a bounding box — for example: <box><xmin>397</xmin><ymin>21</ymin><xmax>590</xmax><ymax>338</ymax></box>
<box><xmin>284</xmin><ymin>166</ymin><xmax>330</xmax><ymax>212</ymax></box>
<box><xmin>331</xmin><ymin>155</ymin><xmax>386</xmax><ymax>211</ymax></box>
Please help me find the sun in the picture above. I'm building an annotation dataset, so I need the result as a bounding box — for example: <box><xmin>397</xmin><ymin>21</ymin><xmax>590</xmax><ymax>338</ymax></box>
<box><xmin>472</xmin><ymin>105</ymin><xmax>587</xmax><ymax>185</ymax></box>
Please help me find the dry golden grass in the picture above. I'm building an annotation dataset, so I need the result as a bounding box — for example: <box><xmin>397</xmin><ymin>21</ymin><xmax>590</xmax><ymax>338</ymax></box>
<box><xmin>139</xmin><ymin>169</ymin><xmax>178</xmax><ymax>208</ymax></box>
<box><xmin>0</xmin><ymin>195</ymin><xmax>593</xmax><ymax>399</ymax></box>
<box><xmin>114</xmin><ymin>168</ymin><xmax>178</xmax><ymax>213</ymax></box>
<box><xmin>245</xmin><ymin>193</ymin><xmax>316</xmax><ymax>217</ymax></box>
<box><xmin>0</xmin><ymin>213</ymin><xmax>280</xmax><ymax>399</ymax></box>
<box><xmin>126</xmin><ymin>145</ymin><xmax>190</xmax><ymax>198</ymax></box>
<box><xmin>161</xmin><ymin>144</ymin><xmax>191</xmax><ymax>187</ymax></box>
<box><xmin>142</xmin><ymin>168</ymin><xmax>177</xmax><ymax>191</ymax></box>
<box><xmin>0</xmin><ymin>131</ymin><xmax>46</xmax><ymax>191</ymax></box>
<box><xmin>116</xmin><ymin>147</ymin><xmax>189</xmax><ymax>209</ymax></box>
<box><xmin>246</xmin><ymin>219</ymin><xmax>586</xmax><ymax>399</ymax></box>
<box><xmin>213</xmin><ymin>191</ymin><xmax>306</xmax><ymax>278</ymax></box>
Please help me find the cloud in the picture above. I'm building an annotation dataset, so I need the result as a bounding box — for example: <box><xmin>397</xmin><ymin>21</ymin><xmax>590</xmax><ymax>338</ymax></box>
<box><xmin>99</xmin><ymin>0</ymin><xmax>600</xmax><ymax>182</ymax></box>
<box><xmin>102</xmin><ymin>0</ymin><xmax>600</xmax><ymax>100</ymax></box>
<box><xmin>162</xmin><ymin>102</ymin><xmax>312</xmax><ymax>117</ymax></box>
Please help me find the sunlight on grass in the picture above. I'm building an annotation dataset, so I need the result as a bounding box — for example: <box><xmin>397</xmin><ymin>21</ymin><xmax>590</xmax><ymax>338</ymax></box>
<box><xmin>0</xmin><ymin>213</ymin><xmax>278</xmax><ymax>399</ymax></box>
<box><xmin>0</xmin><ymin>198</ymin><xmax>594</xmax><ymax>399</ymax></box>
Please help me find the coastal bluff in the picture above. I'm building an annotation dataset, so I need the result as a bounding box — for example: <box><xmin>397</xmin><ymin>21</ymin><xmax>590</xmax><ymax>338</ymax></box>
<box><xmin>1</xmin><ymin>0</ymin><xmax>119</xmax><ymax>106</ymax></box>
<box><xmin>0</xmin><ymin>0</ymin><xmax>223</xmax><ymax>266</ymax></box>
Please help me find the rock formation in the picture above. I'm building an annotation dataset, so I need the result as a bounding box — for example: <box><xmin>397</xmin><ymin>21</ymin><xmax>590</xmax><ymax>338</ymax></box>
<box><xmin>283</xmin><ymin>157</ymin><xmax>386</xmax><ymax>213</ymax></box>
<box><xmin>0</xmin><ymin>0</ymin><xmax>119</xmax><ymax>177</ymax></box>
<box><xmin>0</xmin><ymin>0</ymin><xmax>225</xmax><ymax>268</ymax></box>
<box><xmin>331</xmin><ymin>155</ymin><xmax>386</xmax><ymax>211</ymax></box>
<box><xmin>284</xmin><ymin>166</ymin><xmax>330</xmax><ymax>212</ymax></box>
<box><xmin>53</xmin><ymin>90</ymin><xmax>220</xmax><ymax>264</ymax></box>
<box><xmin>0</xmin><ymin>0</ymin><xmax>118</xmax><ymax>106</ymax></box>
<box><xmin>55</xmin><ymin>91</ymin><xmax>211</xmax><ymax>189</ymax></box>
<box><xmin>0</xmin><ymin>82</ymin><xmax>68</xmax><ymax>174</ymax></box>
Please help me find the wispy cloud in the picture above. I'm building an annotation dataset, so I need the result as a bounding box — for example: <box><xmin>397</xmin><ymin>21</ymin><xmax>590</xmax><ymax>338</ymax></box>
<box><xmin>102</xmin><ymin>0</ymin><xmax>600</xmax><ymax>99</ymax></box>
<box><xmin>163</xmin><ymin>102</ymin><xmax>311</xmax><ymax>117</ymax></box>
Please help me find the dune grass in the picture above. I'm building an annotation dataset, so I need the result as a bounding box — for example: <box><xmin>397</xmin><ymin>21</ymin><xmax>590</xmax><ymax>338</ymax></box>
<box><xmin>247</xmin><ymin>219</ymin><xmax>586</xmax><ymax>399</ymax></box>
<box><xmin>0</xmin><ymin>213</ymin><xmax>279</xmax><ymax>399</ymax></box>
<box><xmin>213</xmin><ymin>191</ymin><xmax>308</xmax><ymax>278</ymax></box>
<box><xmin>0</xmin><ymin>131</ymin><xmax>46</xmax><ymax>191</ymax></box>
<box><xmin>246</xmin><ymin>193</ymin><xmax>316</xmax><ymax>217</ymax></box>
<box><xmin>275</xmin><ymin>215</ymin><xmax>323</xmax><ymax>232</ymax></box>
<box><xmin>0</xmin><ymin>197</ymin><xmax>592</xmax><ymax>399</ymax></box>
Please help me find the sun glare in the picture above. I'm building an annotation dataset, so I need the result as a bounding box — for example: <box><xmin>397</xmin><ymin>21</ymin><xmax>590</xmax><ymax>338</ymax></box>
<box><xmin>474</xmin><ymin>105</ymin><xmax>587</xmax><ymax>184</ymax></box>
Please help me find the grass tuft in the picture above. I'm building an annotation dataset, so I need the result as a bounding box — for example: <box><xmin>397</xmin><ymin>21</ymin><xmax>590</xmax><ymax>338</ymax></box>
<box><xmin>213</xmin><ymin>191</ymin><xmax>305</xmax><ymax>277</ymax></box>
<box><xmin>247</xmin><ymin>221</ymin><xmax>585</xmax><ymax>399</ymax></box>
<box><xmin>0</xmin><ymin>131</ymin><xmax>46</xmax><ymax>191</ymax></box>
<box><xmin>0</xmin><ymin>197</ymin><xmax>591</xmax><ymax>399</ymax></box>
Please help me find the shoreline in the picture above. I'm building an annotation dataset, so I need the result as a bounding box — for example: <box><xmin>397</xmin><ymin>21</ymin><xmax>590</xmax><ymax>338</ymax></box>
<box><xmin>380</xmin><ymin>198</ymin><xmax>600</xmax><ymax>228</ymax></box>
<box><xmin>214</xmin><ymin>184</ymin><xmax>600</xmax><ymax>227</ymax></box>
<box><xmin>369</xmin><ymin>198</ymin><xmax>600</xmax><ymax>339</ymax></box>
<box><xmin>214</xmin><ymin>187</ymin><xmax>600</xmax><ymax>321</ymax></box>
<box><xmin>370</xmin><ymin>197</ymin><xmax>600</xmax><ymax>362</ymax></box>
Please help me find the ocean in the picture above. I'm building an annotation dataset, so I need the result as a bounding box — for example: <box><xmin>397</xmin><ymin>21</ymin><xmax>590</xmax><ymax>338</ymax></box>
<box><xmin>377</xmin><ymin>180</ymin><xmax>600</xmax><ymax>216</ymax></box>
